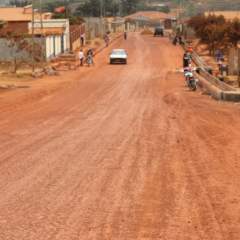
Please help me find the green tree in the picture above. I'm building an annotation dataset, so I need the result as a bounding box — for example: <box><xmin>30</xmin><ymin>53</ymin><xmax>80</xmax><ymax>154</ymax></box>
<box><xmin>160</xmin><ymin>6</ymin><xmax>170</xmax><ymax>14</ymax></box>
<box><xmin>75</xmin><ymin>0</ymin><xmax>100</xmax><ymax>17</ymax></box>
<box><xmin>122</xmin><ymin>0</ymin><xmax>140</xmax><ymax>15</ymax></box>
<box><xmin>51</xmin><ymin>13</ymin><xmax>85</xmax><ymax>25</ymax></box>
<box><xmin>9</xmin><ymin>0</ymin><xmax>29</xmax><ymax>7</ymax></box>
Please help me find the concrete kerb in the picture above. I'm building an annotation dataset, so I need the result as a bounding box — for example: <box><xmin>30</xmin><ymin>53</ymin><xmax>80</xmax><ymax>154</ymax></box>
<box><xmin>195</xmin><ymin>72</ymin><xmax>223</xmax><ymax>100</ymax></box>
<box><xmin>181</xmin><ymin>41</ymin><xmax>239</xmax><ymax>101</ymax></box>
<box><xmin>223</xmin><ymin>91</ymin><xmax>240</xmax><ymax>101</ymax></box>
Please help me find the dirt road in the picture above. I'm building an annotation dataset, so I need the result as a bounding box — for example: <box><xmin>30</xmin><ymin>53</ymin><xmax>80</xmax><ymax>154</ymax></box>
<box><xmin>1</xmin><ymin>33</ymin><xmax>240</xmax><ymax>239</ymax></box>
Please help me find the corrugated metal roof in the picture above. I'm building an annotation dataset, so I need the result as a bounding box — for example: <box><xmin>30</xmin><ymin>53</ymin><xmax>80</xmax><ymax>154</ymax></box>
<box><xmin>124</xmin><ymin>11</ymin><xmax>176</xmax><ymax>20</ymax></box>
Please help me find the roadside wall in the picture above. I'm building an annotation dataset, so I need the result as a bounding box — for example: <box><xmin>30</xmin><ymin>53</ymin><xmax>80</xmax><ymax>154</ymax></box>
<box><xmin>0</xmin><ymin>36</ymin><xmax>64</xmax><ymax>62</ymax></box>
<box><xmin>85</xmin><ymin>18</ymin><xmax>107</xmax><ymax>40</ymax></box>
<box><xmin>0</xmin><ymin>37</ymin><xmax>41</xmax><ymax>62</ymax></box>
<box><xmin>70</xmin><ymin>24</ymin><xmax>85</xmax><ymax>51</ymax></box>
<box><xmin>135</xmin><ymin>19</ymin><xmax>163</xmax><ymax>28</ymax></box>
<box><xmin>182</xmin><ymin>24</ymin><xmax>196</xmax><ymax>40</ymax></box>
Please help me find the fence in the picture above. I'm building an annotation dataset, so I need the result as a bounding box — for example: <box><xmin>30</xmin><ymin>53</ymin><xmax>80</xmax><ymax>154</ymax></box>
<box><xmin>70</xmin><ymin>24</ymin><xmax>85</xmax><ymax>51</ymax></box>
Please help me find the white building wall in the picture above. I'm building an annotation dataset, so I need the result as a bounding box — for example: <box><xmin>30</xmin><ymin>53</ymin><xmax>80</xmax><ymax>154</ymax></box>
<box><xmin>28</xmin><ymin>19</ymin><xmax>70</xmax><ymax>60</ymax></box>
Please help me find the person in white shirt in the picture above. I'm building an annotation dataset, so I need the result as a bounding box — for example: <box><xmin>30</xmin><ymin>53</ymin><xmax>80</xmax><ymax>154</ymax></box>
<box><xmin>79</xmin><ymin>50</ymin><xmax>84</xmax><ymax>66</ymax></box>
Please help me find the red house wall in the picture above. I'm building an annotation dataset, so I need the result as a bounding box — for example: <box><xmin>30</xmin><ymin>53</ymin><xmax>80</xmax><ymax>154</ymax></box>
<box><xmin>3</xmin><ymin>21</ymin><xmax>29</xmax><ymax>33</ymax></box>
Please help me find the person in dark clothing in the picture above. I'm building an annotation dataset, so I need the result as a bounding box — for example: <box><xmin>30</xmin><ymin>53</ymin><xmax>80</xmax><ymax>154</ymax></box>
<box><xmin>183</xmin><ymin>53</ymin><xmax>189</xmax><ymax>72</ymax></box>
<box><xmin>173</xmin><ymin>36</ymin><xmax>178</xmax><ymax>45</ymax></box>
<box><xmin>124</xmin><ymin>31</ymin><xmax>127</xmax><ymax>40</ymax></box>
<box><xmin>178</xmin><ymin>36</ymin><xmax>182</xmax><ymax>44</ymax></box>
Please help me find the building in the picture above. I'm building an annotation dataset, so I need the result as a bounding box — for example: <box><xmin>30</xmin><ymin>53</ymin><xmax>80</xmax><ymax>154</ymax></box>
<box><xmin>0</xmin><ymin>6</ymin><xmax>71</xmax><ymax>61</ymax></box>
<box><xmin>0</xmin><ymin>5</ymin><xmax>51</xmax><ymax>33</ymax></box>
<box><xmin>29</xmin><ymin>19</ymin><xmax>70</xmax><ymax>60</ymax></box>
<box><xmin>124</xmin><ymin>11</ymin><xmax>177</xmax><ymax>29</ymax></box>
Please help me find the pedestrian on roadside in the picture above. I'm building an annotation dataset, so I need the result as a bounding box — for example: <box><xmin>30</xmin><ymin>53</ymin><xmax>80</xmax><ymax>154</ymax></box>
<box><xmin>124</xmin><ymin>31</ymin><xmax>127</xmax><ymax>40</ymax></box>
<box><xmin>173</xmin><ymin>35</ymin><xmax>178</xmax><ymax>45</ymax></box>
<box><xmin>187</xmin><ymin>45</ymin><xmax>192</xmax><ymax>54</ymax></box>
<box><xmin>217</xmin><ymin>57</ymin><xmax>223</xmax><ymax>72</ymax></box>
<box><xmin>186</xmin><ymin>51</ymin><xmax>191</xmax><ymax>66</ymax></box>
<box><xmin>178</xmin><ymin>36</ymin><xmax>182</xmax><ymax>45</ymax></box>
<box><xmin>80</xmin><ymin>33</ymin><xmax>84</xmax><ymax>45</ymax></box>
<box><xmin>79</xmin><ymin>50</ymin><xmax>84</xmax><ymax>66</ymax></box>
<box><xmin>214</xmin><ymin>49</ymin><xmax>219</xmax><ymax>61</ymax></box>
<box><xmin>105</xmin><ymin>34</ymin><xmax>109</xmax><ymax>47</ymax></box>
<box><xmin>183</xmin><ymin>53</ymin><xmax>189</xmax><ymax>72</ymax></box>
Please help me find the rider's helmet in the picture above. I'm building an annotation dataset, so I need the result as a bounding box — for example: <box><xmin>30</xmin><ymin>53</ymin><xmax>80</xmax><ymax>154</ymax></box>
<box><xmin>88</xmin><ymin>48</ymin><xmax>91</xmax><ymax>51</ymax></box>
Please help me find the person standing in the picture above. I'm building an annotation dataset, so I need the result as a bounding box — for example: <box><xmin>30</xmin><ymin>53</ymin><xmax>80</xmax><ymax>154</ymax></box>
<box><xmin>187</xmin><ymin>45</ymin><xmax>192</xmax><ymax>54</ymax></box>
<box><xmin>79</xmin><ymin>50</ymin><xmax>83</xmax><ymax>66</ymax></box>
<box><xmin>183</xmin><ymin>53</ymin><xmax>189</xmax><ymax>72</ymax></box>
<box><xmin>80</xmin><ymin>33</ymin><xmax>84</xmax><ymax>46</ymax></box>
<box><xmin>105</xmin><ymin>34</ymin><xmax>109</xmax><ymax>47</ymax></box>
<box><xmin>217</xmin><ymin>56</ymin><xmax>222</xmax><ymax>72</ymax></box>
<box><xmin>173</xmin><ymin>35</ymin><xmax>178</xmax><ymax>45</ymax></box>
<box><xmin>186</xmin><ymin>51</ymin><xmax>191</xmax><ymax>66</ymax></box>
<box><xmin>124</xmin><ymin>31</ymin><xmax>127</xmax><ymax>40</ymax></box>
<box><xmin>214</xmin><ymin>49</ymin><xmax>219</xmax><ymax>61</ymax></box>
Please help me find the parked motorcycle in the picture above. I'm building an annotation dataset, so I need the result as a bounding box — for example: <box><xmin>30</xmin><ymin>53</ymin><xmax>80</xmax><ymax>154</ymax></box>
<box><xmin>184</xmin><ymin>68</ymin><xmax>199</xmax><ymax>91</ymax></box>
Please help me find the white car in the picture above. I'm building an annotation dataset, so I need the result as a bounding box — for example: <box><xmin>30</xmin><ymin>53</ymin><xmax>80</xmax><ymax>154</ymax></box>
<box><xmin>110</xmin><ymin>49</ymin><xmax>128</xmax><ymax>64</ymax></box>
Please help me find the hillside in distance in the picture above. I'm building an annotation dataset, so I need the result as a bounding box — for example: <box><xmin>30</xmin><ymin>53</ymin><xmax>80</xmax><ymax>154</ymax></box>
<box><xmin>153</xmin><ymin>0</ymin><xmax>240</xmax><ymax>17</ymax></box>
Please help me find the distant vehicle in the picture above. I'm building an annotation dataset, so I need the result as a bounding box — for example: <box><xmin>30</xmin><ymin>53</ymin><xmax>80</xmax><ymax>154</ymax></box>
<box><xmin>154</xmin><ymin>27</ymin><xmax>164</xmax><ymax>37</ymax></box>
<box><xmin>110</xmin><ymin>49</ymin><xmax>128</xmax><ymax>64</ymax></box>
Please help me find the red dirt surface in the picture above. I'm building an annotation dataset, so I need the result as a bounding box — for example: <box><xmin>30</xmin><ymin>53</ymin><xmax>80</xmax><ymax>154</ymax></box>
<box><xmin>1</xmin><ymin>33</ymin><xmax>240</xmax><ymax>239</ymax></box>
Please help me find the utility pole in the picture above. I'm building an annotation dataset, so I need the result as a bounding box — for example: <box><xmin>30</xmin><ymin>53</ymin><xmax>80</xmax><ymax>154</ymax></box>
<box><xmin>100</xmin><ymin>0</ymin><xmax>102</xmax><ymax>18</ymax></box>
<box><xmin>178</xmin><ymin>0</ymin><xmax>181</xmax><ymax>26</ymax></box>
<box><xmin>119</xmin><ymin>0</ymin><xmax>121</xmax><ymax>17</ymax></box>
<box><xmin>40</xmin><ymin>0</ymin><xmax>44</xmax><ymax>69</ymax></box>
<box><xmin>31</xmin><ymin>0</ymin><xmax>35</xmax><ymax>72</ymax></box>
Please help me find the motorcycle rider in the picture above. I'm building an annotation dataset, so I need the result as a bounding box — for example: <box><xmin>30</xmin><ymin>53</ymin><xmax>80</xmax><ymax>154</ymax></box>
<box><xmin>86</xmin><ymin>48</ymin><xmax>94</xmax><ymax>66</ymax></box>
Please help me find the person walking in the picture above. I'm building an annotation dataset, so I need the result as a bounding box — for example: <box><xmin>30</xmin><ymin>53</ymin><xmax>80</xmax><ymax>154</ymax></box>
<box><xmin>79</xmin><ymin>50</ymin><xmax>83</xmax><ymax>66</ymax></box>
<box><xmin>80</xmin><ymin>33</ymin><xmax>84</xmax><ymax>46</ymax></box>
<box><xmin>124</xmin><ymin>31</ymin><xmax>127</xmax><ymax>40</ymax></box>
<box><xmin>105</xmin><ymin>34</ymin><xmax>109</xmax><ymax>47</ymax></box>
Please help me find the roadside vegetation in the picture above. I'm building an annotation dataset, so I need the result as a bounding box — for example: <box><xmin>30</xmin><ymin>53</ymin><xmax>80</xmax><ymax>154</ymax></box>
<box><xmin>188</xmin><ymin>13</ymin><xmax>240</xmax><ymax>55</ymax></box>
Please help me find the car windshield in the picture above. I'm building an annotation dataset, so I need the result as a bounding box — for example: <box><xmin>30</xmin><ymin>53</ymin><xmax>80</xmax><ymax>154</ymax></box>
<box><xmin>112</xmin><ymin>50</ymin><xmax>125</xmax><ymax>54</ymax></box>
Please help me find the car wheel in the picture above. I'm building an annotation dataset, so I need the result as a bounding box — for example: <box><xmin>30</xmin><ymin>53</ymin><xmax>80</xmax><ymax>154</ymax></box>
<box><xmin>110</xmin><ymin>60</ymin><xmax>112</xmax><ymax>64</ymax></box>
<box><xmin>125</xmin><ymin>60</ymin><xmax>127</xmax><ymax>64</ymax></box>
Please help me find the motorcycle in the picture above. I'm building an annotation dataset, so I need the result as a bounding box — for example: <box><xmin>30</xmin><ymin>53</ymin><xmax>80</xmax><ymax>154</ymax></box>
<box><xmin>86</xmin><ymin>56</ymin><xmax>92</xmax><ymax>67</ymax></box>
<box><xmin>184</xmin><ymin>68</ymin><xmax>199</xmax><ymax>91</ymax></box>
